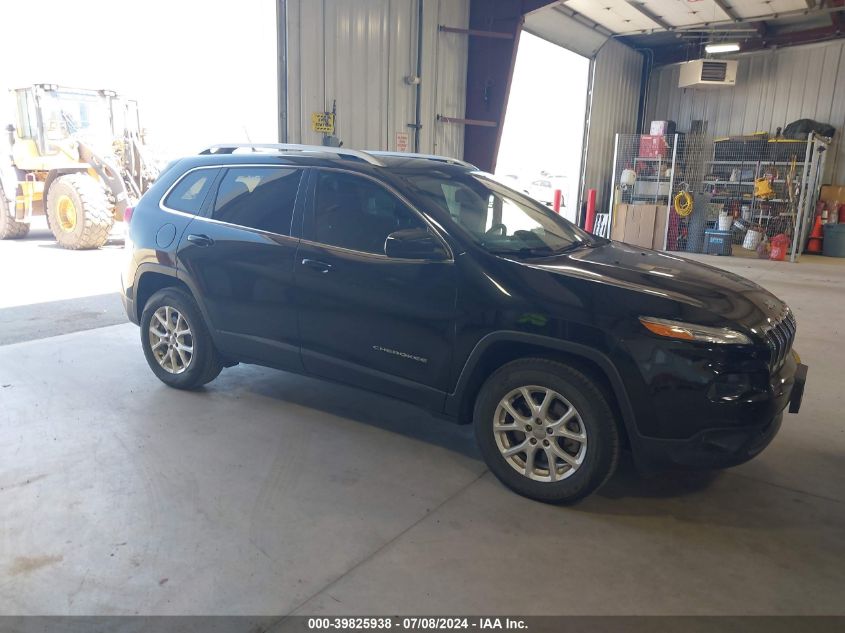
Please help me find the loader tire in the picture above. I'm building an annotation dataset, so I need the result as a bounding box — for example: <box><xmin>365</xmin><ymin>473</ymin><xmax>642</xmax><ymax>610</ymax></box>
<box><xmin>46</xmin><ymin>174</ymin><xmax>114</xmax><ymax>250</ymax></box>
<box><xmin>0</xmin><ymin>189</ymin><xmax>30</xmax><ymax>240</ymax></box>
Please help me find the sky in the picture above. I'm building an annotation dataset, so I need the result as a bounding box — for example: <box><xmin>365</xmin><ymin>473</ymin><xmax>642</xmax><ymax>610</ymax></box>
<box><xmin>497</xmin><ymin>32</ymin><xmax>591</xmax><ymax>219</ymax></box>
<box><xmin>0</xmin><ymin>2</ymin><xmax>588</xmax><ymax>210</ymax></box>
<box><xmin>0</xmin><ymin>0</ymin><xmax>278</xmax><ymax>159</ymax></box>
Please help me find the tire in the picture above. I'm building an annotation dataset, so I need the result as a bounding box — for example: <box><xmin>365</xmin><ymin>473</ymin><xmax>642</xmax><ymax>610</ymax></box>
<box><xmin>46</xmin><ymin>174</ymin><xmax>113</xmax><ymax>249</ymax></box>
<box><xmin>140</xmin><ymin>288</ymin><xmax>223</xmax><ymax>390</ymax></box>
<box><xmin>0</xmin><ymin>189</ymin><xmax>30</xmax><ymax>239</ymax></box>
<box><xmin>473</xmin><ymin>358</ymin><xmax>620</xmax><ymax>504</ymax></box>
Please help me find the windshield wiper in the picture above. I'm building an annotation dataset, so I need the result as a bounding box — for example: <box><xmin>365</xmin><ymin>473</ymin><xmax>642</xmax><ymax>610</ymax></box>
<box><xmin>486</xmin><ymin>246</ymin><xmax>555</xmax><ymax>258</ymax></box>
<box><xmin>552</xmin><ymin>242</ymin><xmax>588</xmax><ymax>254</ymax></box>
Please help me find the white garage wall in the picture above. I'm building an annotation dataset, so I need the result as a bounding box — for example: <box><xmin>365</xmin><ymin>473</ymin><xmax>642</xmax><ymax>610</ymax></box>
<box><xmin>581</xmin><ymin>38</ymin><xmax>644</xmax><ymax>216</ymax></box>
<box><xmin>644</xmin><ymin>40</ymin><xmax>845</xmax><ymax>184</ymax></box>
<box><xmin>284</xmin><ymin>0</ymin><xmax>469</xmax><ymax>158</ymax></box>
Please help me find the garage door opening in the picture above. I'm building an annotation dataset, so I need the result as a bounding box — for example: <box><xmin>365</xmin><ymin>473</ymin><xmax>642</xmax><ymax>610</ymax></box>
<box><xmin>496</xmin><ymin>32</ymin><xmax>590</xmax><ymax>223</ymax></box>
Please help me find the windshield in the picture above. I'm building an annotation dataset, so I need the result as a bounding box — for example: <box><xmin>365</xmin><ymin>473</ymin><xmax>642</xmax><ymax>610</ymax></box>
<box><xmin>403</xmin><ymin>171</ymin><xmax>596</xmax><ymax>257</ymax></box>
<box><xmin>42</xmin><ymin>90</ymin><xmax>112</xmax><ymax>142</ymax></box>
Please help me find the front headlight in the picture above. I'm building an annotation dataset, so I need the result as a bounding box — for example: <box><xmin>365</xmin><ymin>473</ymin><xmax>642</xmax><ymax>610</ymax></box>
<box><xmin>639</xmin><ymin>317</ymin><xmax>752</xmax><ymax>345</ymax></box>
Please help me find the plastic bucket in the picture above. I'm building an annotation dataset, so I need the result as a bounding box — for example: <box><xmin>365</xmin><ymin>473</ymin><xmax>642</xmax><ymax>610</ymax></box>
<box><xmin>743</xmin><ymin>228</ymin><xmax>763</xmax><ymax>250</ymax></box>
<box><xmin>718</xmin><ymin>213</ymin><xmax>732</xmax><ymax>230</ymax></box>
<box><xmin>770</xmin><ymin>234</ymin><xmax>789</xmax><ymax>261</ymax></box>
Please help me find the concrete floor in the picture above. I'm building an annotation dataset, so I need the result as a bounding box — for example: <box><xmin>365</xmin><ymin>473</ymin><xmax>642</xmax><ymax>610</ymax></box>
<box><xmin>0</xmin><ymin>218</ymin><xmax>127</xmax><ymax>345</ymax></box>
<box><xmin>1</xmin><ymin>232</ymin><xmax>844</xmax><ymax>615</ymax></box>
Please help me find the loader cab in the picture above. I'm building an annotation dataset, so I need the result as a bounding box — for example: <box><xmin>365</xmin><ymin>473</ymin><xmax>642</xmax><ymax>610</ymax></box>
<box><xmin>1</xmin><ymin>84</ymin><xmax>154</xmax><ymax>249</ymax></box>
<box><xmin>11</xmin><ymin>85</ymin><xmax>138</xmax><ymax>161</ymax></box>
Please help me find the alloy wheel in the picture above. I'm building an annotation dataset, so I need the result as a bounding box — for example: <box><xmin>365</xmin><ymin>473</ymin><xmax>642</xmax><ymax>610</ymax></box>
<box><xmin>148</xmin><ymin>306</ymin><xmax>194</xmax><ymax>374</ymax></box>
<box><xmin>493</xmin><ymin>385</ymin><xmax>587</xmax><ymax>482</ymax></box>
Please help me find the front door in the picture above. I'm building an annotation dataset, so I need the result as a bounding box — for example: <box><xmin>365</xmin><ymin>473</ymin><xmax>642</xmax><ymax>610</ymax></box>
<box><xmin>177</xmin><ymin>165</ymin><xmax>306</xmax><ymax>370</ymax></box>
<box><xmin>295</xmin><ymin>169</ymin><xmax>456</xmax><ymax>407</ymax></box>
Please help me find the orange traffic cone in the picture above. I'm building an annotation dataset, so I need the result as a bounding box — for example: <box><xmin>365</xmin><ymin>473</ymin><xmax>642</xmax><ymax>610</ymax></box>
<box><xmin>806</xmin><ymin>214</ymin><xmax>824</xmax><ymax>254</ymax></box>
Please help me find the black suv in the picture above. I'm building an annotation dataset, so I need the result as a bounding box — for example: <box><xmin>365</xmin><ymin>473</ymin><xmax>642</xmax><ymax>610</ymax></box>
<box><xmin>121</xmin><ymin>144</ymin><xmax>807</xmax><ymax>503</ymax></box>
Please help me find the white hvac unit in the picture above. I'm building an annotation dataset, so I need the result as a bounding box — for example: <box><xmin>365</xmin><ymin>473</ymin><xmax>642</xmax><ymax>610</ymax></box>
<box><xmin>678</xmin><ymin>59</ymin><xmax>738</xmax><ymax>88</ymax></box>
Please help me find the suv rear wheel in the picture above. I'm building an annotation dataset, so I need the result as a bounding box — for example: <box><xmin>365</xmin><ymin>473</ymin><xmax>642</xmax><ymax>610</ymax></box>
<box><xmin>474</xmin><ymin>359</ymin><xmax>620</xmax><ymax>503</ymax></box>
<box><xmin>140</xmin><ymin>288</ymin><xmax>222</xmax><ymax>389</ymax></box>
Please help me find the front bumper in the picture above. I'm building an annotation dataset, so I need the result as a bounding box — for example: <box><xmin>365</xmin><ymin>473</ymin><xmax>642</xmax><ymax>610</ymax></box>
<box><xmin>633</xmin><ymin>356</ymin><xmax>807</xmax><ymax>471</ymax></box>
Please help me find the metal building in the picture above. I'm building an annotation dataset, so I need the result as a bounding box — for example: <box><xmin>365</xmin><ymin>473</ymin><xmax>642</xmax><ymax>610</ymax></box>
<box><xmin>278</xmin><ymin>0</ymin><xmax>845</xmax><ymax>219</ymax></box>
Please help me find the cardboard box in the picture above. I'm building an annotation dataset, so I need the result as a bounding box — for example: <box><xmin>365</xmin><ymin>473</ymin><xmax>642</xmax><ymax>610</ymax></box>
<box><xmin>611</xmin><ymin>204</ymin><xmax>667</xmax><ymax>250</ymax></box>
<box><xmin>639</xmin><ymin>135</ymin><xmax>670</xmax><ymax>158</ymax></box>
<box><xmin>649</xmin><ymin>120</ymin><xmax>676</xmax><ymax>135</ymax></box>
<box><xmin>820</xmin><ymin>185</ymin><xmax>845</xmax><ymax>206</ymax></box>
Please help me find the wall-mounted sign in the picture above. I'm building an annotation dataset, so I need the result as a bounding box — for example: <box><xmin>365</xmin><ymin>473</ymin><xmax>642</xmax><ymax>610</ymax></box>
<box><xmin>311</xmin><ymin>111</ymin><xmax>335</xmax><ymax>134</ymax></box>
<box><xmin>395</xmin><ymin>132</ymin><xmax>409</xmax><ymax>152</ymax></box>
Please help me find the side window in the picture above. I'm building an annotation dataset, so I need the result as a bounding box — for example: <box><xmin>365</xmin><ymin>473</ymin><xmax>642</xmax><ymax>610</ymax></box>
<box><xmin>312</xmin><ymin>171</ymin><xmax>426</xmax><ymax>254</ymax></box>
<box><xmin>212</xmin><ymin>167</ymin><xmax>301</xmax><ymax>235</ymax></box>
<box><xmin>163</xmin><ymin>169</ymin><xmax>218</xmax><ymax>214</ymax></box>
<box><xmin>15</xmin><ymin>90</ymin><xmax>38</xmax><ymax>139</ymax></box>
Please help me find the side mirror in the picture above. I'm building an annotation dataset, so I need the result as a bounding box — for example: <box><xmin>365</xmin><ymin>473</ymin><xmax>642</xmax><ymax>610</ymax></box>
<box><xmin>384</xmin><ymin>228</ymin><xmax>448</xmax><ymax>260</ymax></box>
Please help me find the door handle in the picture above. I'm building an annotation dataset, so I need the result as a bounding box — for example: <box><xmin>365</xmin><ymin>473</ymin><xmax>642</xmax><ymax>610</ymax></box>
<box><xmin>301</xmin><ymin>258</ymin><xmax>333</xmax><ymax>273</ymax></box>
<box><xmin>186</xmin><ymin>233</ymin><xmax>214</xmax><ymax>247</ymax></box>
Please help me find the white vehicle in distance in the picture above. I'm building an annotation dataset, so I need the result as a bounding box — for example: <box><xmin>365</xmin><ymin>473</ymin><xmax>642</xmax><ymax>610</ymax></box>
<box><xmin>523</xmin><ymin>175</ymin><xmax>569</xmax><ymax>208</ymax></box>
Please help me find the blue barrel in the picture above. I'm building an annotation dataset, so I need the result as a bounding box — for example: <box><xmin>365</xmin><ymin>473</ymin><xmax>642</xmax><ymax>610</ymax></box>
<box><xmin>823</xmin><ymin>223</ymin><xmax>845</xmax><ymax>257</ymax></box>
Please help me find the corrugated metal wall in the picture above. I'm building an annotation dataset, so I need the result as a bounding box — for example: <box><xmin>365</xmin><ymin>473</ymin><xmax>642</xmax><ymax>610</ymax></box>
<box><xmin>645</xmin><ymin>40</ymin><xmax>845</xmax><ymax>183</ymax></box>
<box><xmin>581</xmin><ymin>38</ymin><xmax>644</xmax><ymax>215</ymax></box>
<box><xmin>284</xmin><ymin>0</ymin><xmax>469</xmax><ymax>158</ymax></box>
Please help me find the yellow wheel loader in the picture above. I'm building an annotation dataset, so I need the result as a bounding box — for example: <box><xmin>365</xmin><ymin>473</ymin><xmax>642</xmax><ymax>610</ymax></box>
<box><xmin>0</xmin><ymin>84</ymin><xmax>158</xmax><ymax>249</ymax></box>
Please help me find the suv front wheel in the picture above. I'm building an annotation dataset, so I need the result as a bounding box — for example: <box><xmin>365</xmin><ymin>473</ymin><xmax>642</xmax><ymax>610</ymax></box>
<box><xmin>474</xmin><ymin>359</ymin><xmax>620</xmax><ymax>503</ymax></box>
<box><xmin>140</xmin><ymin>288</ymin><xmax>222</xmax><ymax>390</ymax></box>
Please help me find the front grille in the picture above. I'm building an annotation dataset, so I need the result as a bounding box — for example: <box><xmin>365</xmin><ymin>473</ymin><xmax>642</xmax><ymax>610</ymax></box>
<box><xmin>764</xmin><ymin>310</ymin><xmax>796</xmax><ymax>369</ymax></box>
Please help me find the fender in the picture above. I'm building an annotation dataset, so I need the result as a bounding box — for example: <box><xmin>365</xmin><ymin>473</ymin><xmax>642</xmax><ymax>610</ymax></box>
<box><xmin>132</xmin><ymin>263</ymin><xmax>214</xmax><ymax>328</ymax></box>
<box><xmin>444</xmin><ymin>331</ymin><xmax>642</xmax><ymax>450</ymax></box>
<box><xmin>43</xmin><ymin>168</ymin><xmax>87</xmax><ymax>209</ymax></box>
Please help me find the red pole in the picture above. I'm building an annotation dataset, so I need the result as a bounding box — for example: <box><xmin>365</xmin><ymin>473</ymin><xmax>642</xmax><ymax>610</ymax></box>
<box><xmin>552</xmin><ymin>189</ymin><xmax>562</xmax><ymax>213</ymax></box>
<box><xmin>585</xmin><ymin>188</ymin><xmax>597</xmax><ymax>233</ymax></box>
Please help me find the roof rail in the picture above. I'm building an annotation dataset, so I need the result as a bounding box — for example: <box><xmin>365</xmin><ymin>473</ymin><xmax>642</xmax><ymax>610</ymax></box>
<box><xmin>198</xmin><ymin>143</ymin><xmax>386</xmax><ymax>167</ymax></box>
<box><xmin>369</xmin><ymin>151</ymin><xmax>477</xmax><ymax>169</ymax></box>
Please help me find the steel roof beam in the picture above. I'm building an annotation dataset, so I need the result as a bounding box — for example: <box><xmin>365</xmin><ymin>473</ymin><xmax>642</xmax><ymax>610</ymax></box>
<box><xmin>625</xmin><ymin>1</ymin><xmax>674</xmax><ymax>31</ymax></box>
<box><xmin>622</xmin><ymin>4</ymin><xmax>845</xmax><ymax>33</ymax></box>
<box><xmin>712</xmin><ymin>0</ymin><xmax>741</xmax><ymax>22</ymax></box>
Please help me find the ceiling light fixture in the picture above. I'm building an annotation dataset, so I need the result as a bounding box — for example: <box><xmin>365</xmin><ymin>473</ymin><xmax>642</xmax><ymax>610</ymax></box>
<box><xmin>705</xmin><ymin>42</ymin><xmax>741</xmax><ymax>54</ymax></box>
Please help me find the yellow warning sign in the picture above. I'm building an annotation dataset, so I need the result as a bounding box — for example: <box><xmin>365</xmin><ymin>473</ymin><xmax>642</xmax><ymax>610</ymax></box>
<box><xmin>311</xmin><ymin>111</ymin><xmax>335</xmax><ymax>134</ymax></box>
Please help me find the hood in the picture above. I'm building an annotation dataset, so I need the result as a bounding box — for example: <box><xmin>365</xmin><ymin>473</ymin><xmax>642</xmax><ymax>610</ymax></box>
<box><xmin>528</xmin><ymin>241</ymin><xmax>786</xmax><ymax>329</ymax></box>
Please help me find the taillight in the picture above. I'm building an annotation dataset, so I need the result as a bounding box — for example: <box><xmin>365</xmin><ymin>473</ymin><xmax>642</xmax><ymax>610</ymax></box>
<box><xmin>124</xmin><ymin>206</ymin><xmax>134</xmax><ymax>223</ymax></box>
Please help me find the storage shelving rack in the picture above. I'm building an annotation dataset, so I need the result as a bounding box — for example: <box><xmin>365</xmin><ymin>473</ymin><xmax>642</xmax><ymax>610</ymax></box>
<box><xmin>602</xmin><ymin>132</ymin><xmax>828</xmax><ymax>261</ymax></box>
<box><xmin>603</xmin><ymin>133</ymin><xmax>684</xmax><ymax>244</ymax></box>
<box><xmin>698</xmin><ymin>133</ymin><xmax>829</xmax><ymax>262</ymax></box>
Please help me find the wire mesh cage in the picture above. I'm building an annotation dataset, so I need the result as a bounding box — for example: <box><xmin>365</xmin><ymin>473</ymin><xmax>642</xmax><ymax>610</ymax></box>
<box><xmin>605</xmin><ymin>132</ymin><xmax>687</xmax><ymax>250</ymax></box>
<box><xmin>605</xmin><ymin>130</ymin><xmax>829</xmax><ymax>262</ymax></box>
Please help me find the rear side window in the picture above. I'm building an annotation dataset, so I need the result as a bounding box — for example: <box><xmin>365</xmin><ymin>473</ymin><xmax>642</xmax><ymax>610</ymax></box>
<box><xmin>163</xmin><ymin>169</ymin><xmax>217</xmax><ymax>214</ymax></box>
<box><xmin>212</xmin><ymin>167</ymin><xmax>301</xmax><ymax>236</ymax></box>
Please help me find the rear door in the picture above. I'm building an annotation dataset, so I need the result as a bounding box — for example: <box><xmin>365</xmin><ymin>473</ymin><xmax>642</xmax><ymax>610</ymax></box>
<box><xmin>176</xmin><ymin>165</ymin><xmax>306</xmax><ymax>370</ymax></box>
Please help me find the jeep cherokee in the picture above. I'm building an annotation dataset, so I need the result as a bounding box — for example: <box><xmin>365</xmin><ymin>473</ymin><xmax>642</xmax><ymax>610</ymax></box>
<box><xmin>121</xmin><ymin>144</ymin><xmax>807</xmax><ymax>503</ymax></box>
